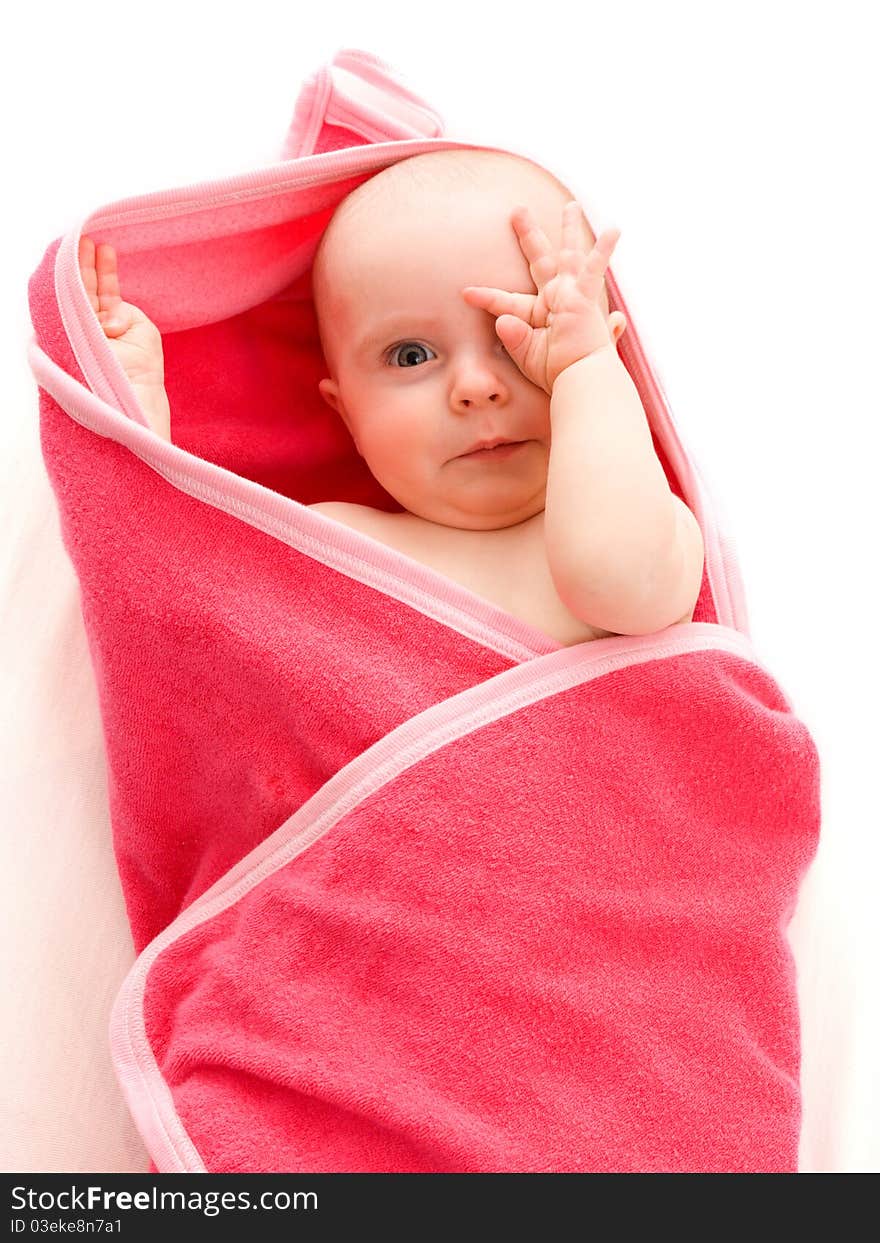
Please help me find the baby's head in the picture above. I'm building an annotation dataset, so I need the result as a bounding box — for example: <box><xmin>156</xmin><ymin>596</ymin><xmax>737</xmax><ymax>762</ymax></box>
<box><xmin>312</xmin><ymin>148</ymin><xmax>624</xmax><ymax>530</ymax></box>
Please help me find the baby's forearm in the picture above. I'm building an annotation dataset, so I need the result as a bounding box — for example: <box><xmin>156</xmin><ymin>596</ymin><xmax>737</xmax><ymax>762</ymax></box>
<box><xmin>544</xmin><ymin>349</ymin><xmax>679</xmax><ymax>634</ymax></box>
<box><xmin>132</xmin><ymin>380</ymin><xmax>172</xmax><ymax>443</ymax></box>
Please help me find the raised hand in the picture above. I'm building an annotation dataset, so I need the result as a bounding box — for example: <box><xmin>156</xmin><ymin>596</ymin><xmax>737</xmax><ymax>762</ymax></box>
<box><xmin>461</xmin><ymin>202</ymin><xmax>626</xmax><ymax>394</ymax></box>
<box><xmin>78</xmin><ymin>236</ymin><xmax>166</xmax><ymax>387</ymax></box>
<box><xmin>78</xmin><ymin>236</ymin><xmax>171</xmax><ymax>438</ymax></box>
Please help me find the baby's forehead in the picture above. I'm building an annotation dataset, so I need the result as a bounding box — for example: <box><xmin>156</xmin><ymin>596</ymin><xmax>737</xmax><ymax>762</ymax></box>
<box><xmin>311</xmin><ymin>149</ymin><xmax>601</xmax><ymax>334</ymax></box>
<box><xmin>328</xmin><ymin>150</ymin><xmax>574</xmax><ymax>246</ymax></box>
<box><xmin>369</xmin><ymin>149</ymin><xmax>567</xmax><ymax>199</ymax></box>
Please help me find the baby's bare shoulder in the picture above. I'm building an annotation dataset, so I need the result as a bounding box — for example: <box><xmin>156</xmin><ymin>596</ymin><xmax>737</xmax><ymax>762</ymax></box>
<box><xmin>306</xmin><ymin>500</ymin><xmax>364</xmax><ymax>518</ymax></box>
<box><xmin>307</xmin><ymin>500</ymin><xmax>396</xmax><ymax>527</ymax></box>
<box><xmin>307</xmin><ymin>500</ymin><xmax>468</xmax><ymax>563</ymax></box>
<box><xmin>306</xmin><ymin>500</ymin><xmax>410</xmax><ymax>543</ymax></box>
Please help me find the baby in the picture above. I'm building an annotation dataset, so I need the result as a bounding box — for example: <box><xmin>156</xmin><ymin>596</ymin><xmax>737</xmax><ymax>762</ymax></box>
<box><xmin>79</xmin><ymin>148</ymin><xmax>704</xmax><ymax>645</ymax></box>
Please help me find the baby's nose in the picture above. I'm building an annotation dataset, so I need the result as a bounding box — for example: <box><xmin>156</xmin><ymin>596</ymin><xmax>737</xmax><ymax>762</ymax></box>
<box><xmin>450</xmin><ymin>357</ymin><xmax>509</xmax><ymax>409</ymax></box>
<box><xmin>458</xmin><ymin>391</ymin><xmax>500</xmax><ymax>408</ymax></box>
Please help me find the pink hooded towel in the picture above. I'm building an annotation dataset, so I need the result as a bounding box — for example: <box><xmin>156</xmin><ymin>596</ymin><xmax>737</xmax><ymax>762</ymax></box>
<box><xmin>26</xmin><ymin>49</ymin><xmax>821</xmax><ymax>1173</ymax></box>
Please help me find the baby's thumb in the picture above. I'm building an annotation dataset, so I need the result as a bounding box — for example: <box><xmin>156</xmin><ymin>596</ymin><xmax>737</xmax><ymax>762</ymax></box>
<box><xmin>100</xmin><ymin>306</ymin><xmax>131</xmax><ymax>336</ymax></box>
<box><xmin>608</xmin><ymin>311</ymin><xmax>627</xmax><ymax>342</ymax></box>
<box><xmin>495</xmin><ymin>315</ymin><xmax>530</xmax><ymax>368</ymax></box>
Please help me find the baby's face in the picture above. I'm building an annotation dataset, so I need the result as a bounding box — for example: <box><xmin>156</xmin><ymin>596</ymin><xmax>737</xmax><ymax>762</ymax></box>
<box><xmin>316</xmin><ymin>169</ymin><xmax>612</xmax><ymax>530</ymax></box>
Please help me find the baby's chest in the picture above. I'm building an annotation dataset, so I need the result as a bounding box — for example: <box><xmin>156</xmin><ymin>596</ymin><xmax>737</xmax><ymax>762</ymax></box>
<box><xmin>309</xmin><ymin>502</ymin><xmax>614</xmax><ymax>646</ymax></box>
<box><xmin>434</xmin><ymin>524</ymin><xmax>615</xmax><ymax>646</ymax></box>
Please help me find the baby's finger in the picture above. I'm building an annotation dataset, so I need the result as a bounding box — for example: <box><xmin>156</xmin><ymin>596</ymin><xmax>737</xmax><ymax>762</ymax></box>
<box><xmin>560</xmin><ymin>201</ymin><xmax>589</xmax><ymax>257</ymax></box>
<box><xmin>462</xmin><ymin>285</ymin><xmax>535</xmax><ymax>322</ymax></box>
<box><xmin>78</xmin><ymin>236</ymin><xmax>99</xmax><ymax>311</ymax></box>
<box><xmin>559</xmin><ymin>202</ymin><xmax>591</xmax><ymax>278</ymax></box>
<box><xmin>510</xmin><ymin>206</ymin><xmax>557</xmax><ymax>290</ymax></box>
<box><xmin>577</xmin><ymin>228</ymin><xmax>620</xmax><ymax>301</ymax></box>
<box><xmin>95</xmin><ymin>243</ymin><xmax>123</xmax><ymax>314</ymax></box>
<box><xmin>99</xmin><ymin>303</ymin><xmax>133</xmax><ymax>336</ymax></box>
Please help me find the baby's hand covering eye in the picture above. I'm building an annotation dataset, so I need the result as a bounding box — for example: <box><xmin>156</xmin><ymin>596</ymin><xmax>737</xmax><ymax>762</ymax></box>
<box><xmin>461</xmin><ymin>203</ymin><xmax>622</xmax><ymax>392</ymax></box>
<box><xmin>387</xmin><ymin>342</ymin><xmax>437</xmax><ymax>367</ymax></box>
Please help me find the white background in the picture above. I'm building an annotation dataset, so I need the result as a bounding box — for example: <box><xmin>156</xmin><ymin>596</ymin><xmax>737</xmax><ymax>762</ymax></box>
<box><xmin>2</xmin><ymin>1</ymin><xmax>877</xmax><ymax>1171</ymax></box>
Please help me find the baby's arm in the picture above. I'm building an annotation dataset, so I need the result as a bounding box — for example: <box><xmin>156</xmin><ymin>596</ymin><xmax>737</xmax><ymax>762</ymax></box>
<box><xmin>545</xmin><ymin>353</ymin><xmax>704</xmax><ymax>634</ymax></box>
<box><xmin>131</xmin><ymin>381</ymin><xmax>172</xmax><ymax>443</ymax></box>
<box><xmin>78</xmin><ymin>237</ymin><xmax>172</xmax><ymax>442</ymax></box>
<box><xmin>464</xmin><ymin>204</ymin><xmax>703</xmax><ymax>636</ymax></box>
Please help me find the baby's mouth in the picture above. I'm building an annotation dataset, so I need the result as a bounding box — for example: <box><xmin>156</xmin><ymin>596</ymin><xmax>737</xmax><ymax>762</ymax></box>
<box><xmin>456</xmin><ymin>440</ymin><xmax>528</xmax><ymax>461</ymax></box>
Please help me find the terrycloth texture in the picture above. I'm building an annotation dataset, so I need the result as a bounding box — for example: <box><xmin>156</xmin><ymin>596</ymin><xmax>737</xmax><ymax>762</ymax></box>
<box><xmin>26</xmin><ymin>49</ymin><xmax>820</xmax><ymax>1173</ymax></box>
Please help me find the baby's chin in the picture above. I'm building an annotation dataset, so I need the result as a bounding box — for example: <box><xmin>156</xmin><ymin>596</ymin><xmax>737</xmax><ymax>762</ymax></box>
<box><xmin>404</xmin><ymin>487</ymin><xmax>547</xmax><ymax>531</ymax></box>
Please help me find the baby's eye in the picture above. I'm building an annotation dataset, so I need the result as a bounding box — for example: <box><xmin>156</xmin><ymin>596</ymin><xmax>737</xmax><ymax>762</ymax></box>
<box><xmin>387</xmin><ymin>341</ymin><xmax>437</xmax><ymax>368</ymax></box>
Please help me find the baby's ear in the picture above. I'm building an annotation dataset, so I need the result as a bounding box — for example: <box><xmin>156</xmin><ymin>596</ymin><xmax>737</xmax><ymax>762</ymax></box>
<box><xmin>318</xmin><ymin>377</ymin><xmax>342</xmax><ymax>414</ymax></box>
<box><xmin>318</xmin><ymin>378</ymin><xmax>361</xmax><ymax>454</ymax></box>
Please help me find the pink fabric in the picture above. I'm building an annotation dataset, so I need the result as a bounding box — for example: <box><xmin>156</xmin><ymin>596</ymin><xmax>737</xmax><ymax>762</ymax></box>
<box><xmin>26</xmin><ymin>48</ymin><xmax>820</xmax><ymax>1172</ymax></box>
